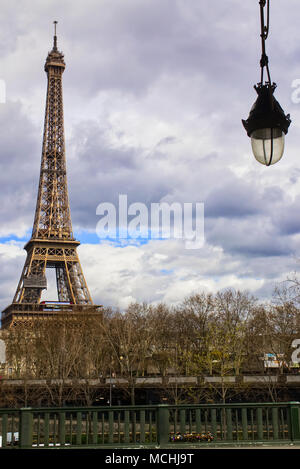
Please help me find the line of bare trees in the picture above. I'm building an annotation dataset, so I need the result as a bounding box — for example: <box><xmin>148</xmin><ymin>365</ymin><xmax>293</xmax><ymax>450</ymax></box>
<box><xmin>1</xmin><ymin>278</ymin><xmax>300</xmax><ymax>406</ymax></box>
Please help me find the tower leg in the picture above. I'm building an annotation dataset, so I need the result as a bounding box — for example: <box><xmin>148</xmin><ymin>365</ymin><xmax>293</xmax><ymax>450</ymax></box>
<box><xmin>13</xmin><ymin>243</ymin><xmax>92</xmax><ymax>306</ymax></box>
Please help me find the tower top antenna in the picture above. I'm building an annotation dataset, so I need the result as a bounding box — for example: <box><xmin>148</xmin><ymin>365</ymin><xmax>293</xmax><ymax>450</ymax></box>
<box><xmin>53</xmin><ymin>20</ymin><xmax>58</xmax><ymax>50</ymax></box>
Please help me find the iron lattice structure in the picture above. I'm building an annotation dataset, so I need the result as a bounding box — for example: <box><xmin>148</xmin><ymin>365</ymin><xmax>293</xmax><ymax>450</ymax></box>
<box><xmin>1</xmin><ymin>28</ymin><xmax>98</xmax><ymax>327</ymax></box>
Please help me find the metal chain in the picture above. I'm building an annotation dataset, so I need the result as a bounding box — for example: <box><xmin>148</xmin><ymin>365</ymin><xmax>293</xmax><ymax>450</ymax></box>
<box><xmin>259</xmin><ymin>0</ymin><xmax>272</xmax><ymax>86</ymax></box>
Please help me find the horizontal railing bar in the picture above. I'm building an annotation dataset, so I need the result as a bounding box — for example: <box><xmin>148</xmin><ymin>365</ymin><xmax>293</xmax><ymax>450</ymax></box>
<box><xmin>0</xmin><ymin>402</ymin><xmax>296</xmax><ymax>413</ymax></box>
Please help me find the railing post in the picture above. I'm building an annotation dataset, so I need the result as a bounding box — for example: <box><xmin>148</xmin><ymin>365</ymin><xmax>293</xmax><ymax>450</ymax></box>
<box><xmin>289</xmin><ymin>402</ymin><xmax>300</xmax><ymax>442</ymax></box>
<box><xmin>76</xmin><ymin>411</ymin><xmax>82</xmax><ymax>446</ymax></box>
<box><xmin>59</xmin><ymin>412</ymin><xmax>66</xmax><ymax>446</ymax></box>
<box><xmin>226</xmin><ymin>408</ymin><xmax>233</xmax><ymax>440</ymax></box>
<box><xmin>108</xmin><ymin>410</ymin><xmax>114</xmax><ymax>444</ymax></box>
<box><xmin>157</xmin><ymin>405</ymin><xmax>169</xmax><ymax>447</ymax></box>
<box><xmin>19</xmin><ymin>408</ymin><xmax>33</xmax><ymax>448</ymax></box>
<box><xmin>257</xmin><ymin>407</ymin><xmax>263</xmax><ymax>441</ymax></box>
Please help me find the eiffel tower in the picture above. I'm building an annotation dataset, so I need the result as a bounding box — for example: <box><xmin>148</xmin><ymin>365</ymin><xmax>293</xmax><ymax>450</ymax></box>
<box><xmin>1</xmin><ymin>23</ymin><xmax>101</xmax><ymax>328</ymax></box>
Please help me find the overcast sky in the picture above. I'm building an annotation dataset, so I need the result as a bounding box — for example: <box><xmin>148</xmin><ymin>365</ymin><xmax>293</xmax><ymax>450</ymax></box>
<box><xmin>1</xmin><ymin>0</ymin><xmax>300</xmax><ymax>311</ymax></box>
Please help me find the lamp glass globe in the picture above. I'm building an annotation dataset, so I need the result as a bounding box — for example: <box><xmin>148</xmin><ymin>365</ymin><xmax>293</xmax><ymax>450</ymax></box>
<box><xmin>251</xmin><ymin>127</ymin><xmax>284</xmax><ymax>165</ymax></box>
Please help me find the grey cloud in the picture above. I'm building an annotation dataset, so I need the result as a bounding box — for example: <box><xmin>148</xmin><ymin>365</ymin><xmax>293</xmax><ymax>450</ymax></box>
<box><xmin>0</xmin><ymin>101</ymin><xmax>40</xmax><ymax>235</ymax></box>
<box><xmin>0</xmin><ymin>0</ymin><xmax>299</xmax><ymax>308</ymax></box>
<box><xmin>206</xmin><ymin>215</ymin><xmax>296</xmax><ymax>259</ymax></box>
<box><xmin>275</xmin><ymin>195</ymin><xmax>300</xmax><ymax>236</ymax></box>
<box><xmin>205</xmin><ymin>182</ymin><xmax>286</xmax><ymax>219</ymax></box>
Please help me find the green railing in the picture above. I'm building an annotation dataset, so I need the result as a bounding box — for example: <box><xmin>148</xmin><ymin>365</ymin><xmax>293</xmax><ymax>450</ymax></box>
<box><xmin>0</xmin><ymin>402</ymin><xmax>300</xmax><ymax>448</ymax></box>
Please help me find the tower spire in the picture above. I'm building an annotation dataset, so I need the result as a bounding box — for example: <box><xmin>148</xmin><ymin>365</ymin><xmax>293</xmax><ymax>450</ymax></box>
<box><xmin>53</xmin><ymin>20</ymin><xmax>58</xmax><ymax>51</ymax></box>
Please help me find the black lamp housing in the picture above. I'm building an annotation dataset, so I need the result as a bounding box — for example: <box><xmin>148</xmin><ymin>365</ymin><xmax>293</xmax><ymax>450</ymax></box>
<box><xmin>242</xmin><ymin>84</ymin><xmax>291</xmax><ymax>137</ymax></box>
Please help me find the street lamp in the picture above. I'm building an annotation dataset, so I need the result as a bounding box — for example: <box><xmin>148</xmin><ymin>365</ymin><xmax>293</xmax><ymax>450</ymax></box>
<box><xmin>242</xmin><ymin>0</ymin><xmax>291</xmax><ymax>166</ymax></box>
